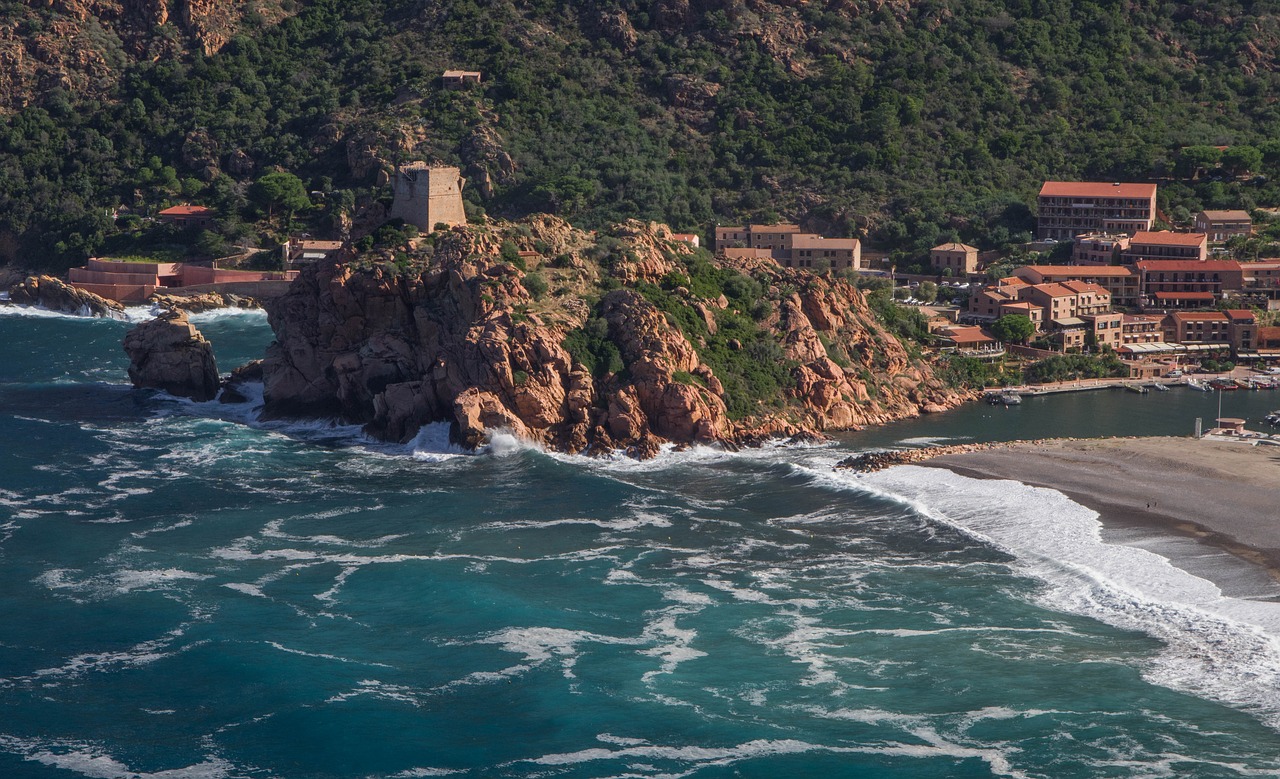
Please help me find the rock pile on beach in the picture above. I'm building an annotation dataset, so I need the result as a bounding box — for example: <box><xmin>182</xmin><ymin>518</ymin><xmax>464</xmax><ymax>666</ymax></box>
<box><xmin>836</xmin><ymin>444</ymin><xmax>999</xmax><ymax>472</ymax></box>
<box><xmin>836</xmin><ymin>439</ymin><xmax>1092</xmax><ymax>473</ymax></box>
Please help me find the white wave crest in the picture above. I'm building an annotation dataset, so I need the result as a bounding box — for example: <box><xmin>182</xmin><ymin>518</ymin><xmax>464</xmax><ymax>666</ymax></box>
<box><xmin>854</xmin><ymin>464</ymin><xmax>1280</xmax><ymax>728</ymax></box>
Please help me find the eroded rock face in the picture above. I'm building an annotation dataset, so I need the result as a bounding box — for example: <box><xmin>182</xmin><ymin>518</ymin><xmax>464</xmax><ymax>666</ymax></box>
<box><xmin>123</xmin><ymin>309</ymin><xmax>220</xmax><ymax>401</ymax></box>
<box><xmin>6</xmin><ymin>275</ymin><xmax>125</xmax><ymax>318</ymax></box>
<box><xmin>257</xmin><ymin>220</ymin><xmax>968</xmax><ymax>456</ymax></box>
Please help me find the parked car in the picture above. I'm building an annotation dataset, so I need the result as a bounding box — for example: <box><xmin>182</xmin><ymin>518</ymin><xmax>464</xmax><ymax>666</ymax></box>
<box><xmin>1166</xmin><ymin>369</ymin><xmax>1183</xmax><ymax>378</ymax></box>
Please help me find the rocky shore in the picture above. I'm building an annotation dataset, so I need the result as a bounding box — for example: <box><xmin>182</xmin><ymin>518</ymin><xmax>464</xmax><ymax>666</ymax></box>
<box><xmin>3</xmin><ymin>274</ymin><xmax>124</xmax><ymax>319</ymax></box>
<box><xmin>836</xmin><ymin>437</ymin><xmax>1118</xmax><ymax>472</ymax></box>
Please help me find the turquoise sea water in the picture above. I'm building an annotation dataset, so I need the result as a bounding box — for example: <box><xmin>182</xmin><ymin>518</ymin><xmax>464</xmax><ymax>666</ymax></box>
<box><xmin>3</xmin><ymin>306</ymin><xmax>1280</xmax><ymax>778</ymax></box>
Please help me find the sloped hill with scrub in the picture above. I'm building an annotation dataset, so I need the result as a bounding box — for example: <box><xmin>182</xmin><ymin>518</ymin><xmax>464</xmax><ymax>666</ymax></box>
<box><xmin>3</xmin><ymin>0</ymin><xmax>1280</xmax><ymax>269</ymax></box>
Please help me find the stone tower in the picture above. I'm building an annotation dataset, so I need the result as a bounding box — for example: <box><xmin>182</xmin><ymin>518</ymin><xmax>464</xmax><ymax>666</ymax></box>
<box><xmin>389</xmin><ymin>163</ymin><xmax>467</xmax><ymax>232</ymax></box>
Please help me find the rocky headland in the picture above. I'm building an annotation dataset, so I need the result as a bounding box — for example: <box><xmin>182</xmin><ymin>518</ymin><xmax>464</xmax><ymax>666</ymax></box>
<box><xmin>249</xmin><ymin>217</ymin><xmax>969</xmax><ymax>457</ymax></box>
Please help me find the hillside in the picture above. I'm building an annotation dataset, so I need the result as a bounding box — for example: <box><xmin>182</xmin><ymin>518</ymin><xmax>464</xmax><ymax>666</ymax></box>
<box><xmin>3</xmin><ymin>0</ymin><xmax>1280</xmax><ymax>269</ymax></box>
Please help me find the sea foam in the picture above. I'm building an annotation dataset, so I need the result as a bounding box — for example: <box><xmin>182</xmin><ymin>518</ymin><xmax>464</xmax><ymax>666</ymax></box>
<box><xmin>851</xmin><ymin>464</ymin><xmax>1280</xmax><ymax>728</ymax></box>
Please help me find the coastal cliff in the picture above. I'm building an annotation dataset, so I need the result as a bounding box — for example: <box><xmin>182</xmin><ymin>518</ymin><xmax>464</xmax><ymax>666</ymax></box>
<box><xmin>258</xmin><ymin>218</ymin><xmax>968</xmax><ymax>455</ymax></box>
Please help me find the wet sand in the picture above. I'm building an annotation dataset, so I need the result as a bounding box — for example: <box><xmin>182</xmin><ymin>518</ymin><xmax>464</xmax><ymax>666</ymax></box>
<box><xmin>921</xmin><ymin>437</ymin><xmax>1280</xmax><ymax>579</ymax></box>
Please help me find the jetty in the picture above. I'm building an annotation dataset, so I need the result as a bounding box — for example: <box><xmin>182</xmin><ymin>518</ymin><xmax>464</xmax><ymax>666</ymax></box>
<box><xmin>995</xmin><ymin>377</ymin><xmax>1189</xmax><ymax>397</ymax></box>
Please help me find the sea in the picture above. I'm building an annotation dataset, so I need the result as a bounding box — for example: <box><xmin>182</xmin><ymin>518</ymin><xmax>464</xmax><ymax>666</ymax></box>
<box><xmin>4</xmin><ymin>304</ymin><xmax>1280</xmax><ymax>778</ymax></box>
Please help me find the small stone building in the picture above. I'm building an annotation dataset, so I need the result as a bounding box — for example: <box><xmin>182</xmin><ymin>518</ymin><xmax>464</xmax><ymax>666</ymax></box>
<box><xmin>929</xmin><ymin>242</ymin><xmax>979</xmax><ymax>275</ymax></box>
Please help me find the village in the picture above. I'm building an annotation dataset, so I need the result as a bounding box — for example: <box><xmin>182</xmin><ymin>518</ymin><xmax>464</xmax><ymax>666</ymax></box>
<box><xmin>711</xmin><ymin>182</ymin><xmax>1280</xmax><ymax>385</ymax></box>
<box><xmin>54</xmin><ymin>127</ymin><xmax>1280</xmax><ymax>390</ymax></box>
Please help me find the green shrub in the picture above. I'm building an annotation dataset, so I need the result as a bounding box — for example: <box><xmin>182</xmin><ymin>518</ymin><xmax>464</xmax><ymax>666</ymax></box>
<box><xmin>562</xmin><ymin>316</ymin><xmax>625</xmax><ymax>379</ymax></box>
<box><xmin>672</xmin><ymin>371</ymin><xmax>706</xmax><ymax>387</ymax></box>
<box><xmin>523</xmin><ymin>271</ymin><xmax>548</xmax><ymax>300</ymax></box>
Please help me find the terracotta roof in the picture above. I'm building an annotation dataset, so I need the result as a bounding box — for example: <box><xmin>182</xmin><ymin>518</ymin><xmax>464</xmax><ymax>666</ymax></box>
<box><xmin>1039</xmin><ymin>181</ymin><xmax>1157</xmax><ymax>199</ymax></box>
<box><xmin>790</xmin><ymin>235</ymin><xmax>859</xmax><ymax>249</ymax></box>
<box><xmin>158</xmin><ymin>205</ymin><xmax>214</xmax><ymax>216</ymax></box>
<box><xmin>748</xmin><ymin>224</ymin><xmax>801</xmax><ymax>233</ymax></box>
<box><xmin>1136</xmin><ymin>260</ymin><xmax>1242</xmax><ymax>272</ymax></box>
<box><xmin>931</xmin><ymin>242</ymin><xmax>978</xmax><ymax>252</ymax></box>
<box><xmin>1026</xmin><ymin>282</ymin><xmax>1077</xmax><ymax>297</ymax></box>
<box><xmin>1259</xmin><ymin>326</ymin><xmax>1280</xmax><ymax>340</ymax></box>
<box><xmin>978</xmin><ymin>288</ymin><xmax>1016</xmax><ymax>301</ymax></box>
<box><xmin>1225</xmin><ymin>309</ymin><xmax>1256</xmax><ymax>321</ymax></box>
<box><xmin>670</xmin><ymin>233</ymin><xmax>699</xmax><ymax>241</ymax></box>
<box><xmin>1199</xmin><ymin>210</ymin><xmax>1252</xmax><ymax>221</ymax></box>
<box><xmin>1154</xmin><ymin>291</ymin><xmax>1217</xmax><ymax>300</ymax></box>
<box><xmin>940</xmin><ymin>326</ymin><xmax>995</xmax><ymax>343</ymax></box>
<box><xmin>1059</xmin><ymin>280</ymin><xmax>1110</xmax><ymax>295</ymax></box>
<box><xmin>1000</xmin><ymin>301</ymin><xmax>1036</xmax><ymax>309</ymax></box>
<box><xmin>1129</xmin><ymin>231</ymin><xmax>1207</xmax><ymax>247</ymax></box>
<box><xmin>996</xmin><ymin>276</ymin><xmax>1027</xmax><ymax>286</ymax></box>
<box><xmin>1019</xmin><ymin>265</ymin><xmax>1134</xmax><ymax>277</ymax></box>
<box><xmin>1171</xmin><ymin>311</ymin><xmax>1228</xmax><ymax>320</ymax></box>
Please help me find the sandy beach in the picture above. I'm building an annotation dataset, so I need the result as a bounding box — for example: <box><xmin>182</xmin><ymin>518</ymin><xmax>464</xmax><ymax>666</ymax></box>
<box><xmin>921</xmin><ymin>437</ymin><xmax>1280</xmax><ymax>577</ymax></box>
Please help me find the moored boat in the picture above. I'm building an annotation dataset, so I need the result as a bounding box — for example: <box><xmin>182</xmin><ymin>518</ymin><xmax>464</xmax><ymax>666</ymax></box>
<box><xmin>1151</xmin><ymin>382</ymin><xmax>1170</xmax><ymax>392</ymax></box>
<box><xmin>1187</xmin><ymin>379</ymin><xmax>1211</xmax><ymax>391</ymax></box>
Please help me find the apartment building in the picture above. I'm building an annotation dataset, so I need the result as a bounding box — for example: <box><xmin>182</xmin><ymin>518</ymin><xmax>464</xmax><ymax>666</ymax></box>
<box><xmin>1122</xmin><ymin>231</ymin><xmax>1208</xmax><ymax>263</ymax></box>
<box><xmin>715</xmin><ymin>224</ymin><xmax>861</xmax><ymax>270</ymax></box>
<box><xmin>1121</xmin><ymin>314</ymin><xmax>1164</xmax><ymax>345</ymax></box>
<box><xmin>1072</xmin><ymin>232</ymin><xmax>1130</xmax><ymax>265</ymax></box>
<box><xmin>1013</xmin><ymin>265</ymin><xmax>1139</xmax><ymax>307</ymax></box>
<box><xmin>1037</xmin><ymin>181</ymin><xmax>1157</xmax><ymax>241</ymax></box>
<box><xmin>1243</xmin><ymin>261</ymin><xmax>1280</xmax><ymax>300</ymax></box>
<box><xmin>1193</xmin><ymin>210</ymin><xmax>1252</xmax><ymax>242</ymax></box>
<box><xmin>1136</xmin><ymin>259</ymin><xmax>1244</xmax><ymax>308</ymax></box>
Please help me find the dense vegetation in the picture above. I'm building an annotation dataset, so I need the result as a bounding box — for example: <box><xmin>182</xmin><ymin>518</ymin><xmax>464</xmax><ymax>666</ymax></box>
<box><xmin>1023</xmin><ymin>352</ymin><xmax>1128</xmax><ymax>383</ymax></box>
<box><xmin>4</xmin><ymin>0</ymin><xmax>1280</xmax><ymax>271</ymax></box>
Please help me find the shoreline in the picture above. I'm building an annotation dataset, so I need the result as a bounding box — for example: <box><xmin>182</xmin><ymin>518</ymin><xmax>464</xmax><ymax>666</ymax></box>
<box><xmin>912</xmin><ymin>437</ymin><xmax>1280</xmax><ymax>587</ymax></box>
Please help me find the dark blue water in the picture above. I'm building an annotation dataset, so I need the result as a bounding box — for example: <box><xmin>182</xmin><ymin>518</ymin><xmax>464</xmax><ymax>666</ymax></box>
<box><xmin>3</xmin><ymin>306</ymin><xmax>1280</xmax><ymax>778</ymax></box>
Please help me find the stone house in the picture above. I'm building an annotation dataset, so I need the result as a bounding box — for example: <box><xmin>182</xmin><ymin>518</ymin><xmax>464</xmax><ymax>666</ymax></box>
<box><xmin>929</xmin><ymin>242</ymin><xmax>979</xmax><ymax>275</ymax></box>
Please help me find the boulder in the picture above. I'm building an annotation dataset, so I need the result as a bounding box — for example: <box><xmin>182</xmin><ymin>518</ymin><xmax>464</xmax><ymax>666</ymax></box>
<box><xmin>123</xmin><ymin>310</ymin><xmax>220</xmax><ymax>401</ymax></box>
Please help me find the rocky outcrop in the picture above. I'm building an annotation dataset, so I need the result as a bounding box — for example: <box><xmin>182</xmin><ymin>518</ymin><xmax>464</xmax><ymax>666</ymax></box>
<box><xmin>123</xmin><ymin>310</ymin><xmax>220</xmax><ymax>401</ymax></box>
<box><xmin>254</xmin><ymin>219</ymin><xmax>967</xmax><ymax>456</ymax></box>
<box><xmin>5</xmin><ymin>275</ymin><xmax>124</xmax><ymax>318</ymax></box>
<box><xmin>148</xmin><ymin>291</ymin><xmax>260</xmax><ymax>314</ymax></box>
<box><xmin>836</xmin><ymin>438</ymin><xmax>1090</xmax><ymax>473</ymax></box>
